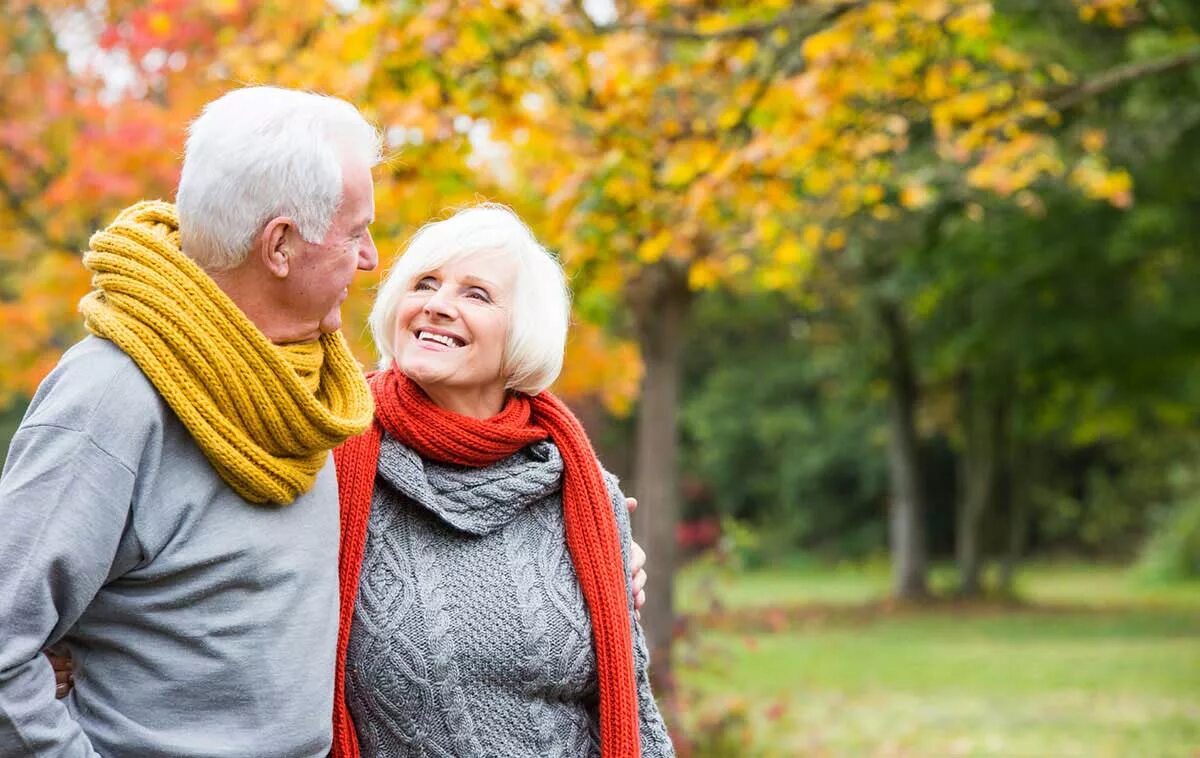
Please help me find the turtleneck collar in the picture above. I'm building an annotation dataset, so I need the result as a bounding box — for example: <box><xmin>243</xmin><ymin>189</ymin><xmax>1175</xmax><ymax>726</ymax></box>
<box><xmin>375</xmin><ymin>432</ymin><xmax>564</xmax><ymax>535</ymax></box>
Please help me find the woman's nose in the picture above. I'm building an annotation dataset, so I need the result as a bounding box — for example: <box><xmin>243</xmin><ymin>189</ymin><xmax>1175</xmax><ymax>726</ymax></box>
<box><xmin>422</xmin><ymin>287</ymin><xmax>456</xmax><ymax>319</ymax></box>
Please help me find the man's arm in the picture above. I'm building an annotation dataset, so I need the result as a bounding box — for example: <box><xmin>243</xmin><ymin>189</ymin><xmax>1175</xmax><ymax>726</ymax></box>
<box><xmin>626</xmin><ymin>497</ymin><xmax>648</xmax><ymax>614</ymax></box>
<box><xmin>0</xmin><ymin>423</ymin><xmax>136</xmax><ymax>757</ymax></box>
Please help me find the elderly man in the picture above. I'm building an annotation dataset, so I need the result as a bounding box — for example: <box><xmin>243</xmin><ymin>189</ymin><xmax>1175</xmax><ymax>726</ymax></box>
<box><xmin>0</xmin><ymin>86</ymin><xmax>380</xmax><ymax>756</ymax></box>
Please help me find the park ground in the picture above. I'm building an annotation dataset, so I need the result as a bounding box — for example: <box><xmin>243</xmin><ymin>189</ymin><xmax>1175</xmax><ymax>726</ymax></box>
<box><xmin>673</xmin><ymin>561</ymin><xmax>1200</xmax><ymax>757</ymax></box>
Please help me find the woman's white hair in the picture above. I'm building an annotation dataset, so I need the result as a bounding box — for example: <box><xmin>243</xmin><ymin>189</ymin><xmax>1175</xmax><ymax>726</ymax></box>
<box><xmin>370</xmin><ymin>204</ymin><xmax>571</xmax><ymax>395</ymax></box>
<box><xmin>176</xmin><ymin>86</ymin><xmax>382</xmax><ymax>271</ymax></box>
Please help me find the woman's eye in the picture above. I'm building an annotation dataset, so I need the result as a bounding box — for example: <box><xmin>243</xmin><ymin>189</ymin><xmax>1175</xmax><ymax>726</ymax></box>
<box><xmin>414</xmin><ymin>277</ymin><xmax>437</xmax><ymax>291</ymax></box>
<box><xmin>466</xmin><ymin>288</ymin><xmax>491</xmax><ymax>302</ymax></box>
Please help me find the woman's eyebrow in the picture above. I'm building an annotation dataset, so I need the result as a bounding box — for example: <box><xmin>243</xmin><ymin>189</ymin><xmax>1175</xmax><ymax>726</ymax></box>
<box><xmin>461</xmin><ymin>275</ymin><xmax>497</xmax><ymax>289</ymax></box>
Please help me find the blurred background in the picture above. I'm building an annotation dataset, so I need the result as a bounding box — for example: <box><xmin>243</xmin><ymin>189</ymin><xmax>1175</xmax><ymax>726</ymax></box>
<box><xmin>2</xmin><ymin>0</ymin><xmax>1199</xmax><ymax>755</ymax></box>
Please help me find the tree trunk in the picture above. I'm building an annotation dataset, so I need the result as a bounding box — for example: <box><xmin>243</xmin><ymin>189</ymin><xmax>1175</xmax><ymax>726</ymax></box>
<box><xmin>626</xmin><ymin>260</ymin><xmax>691</xmax><ymax>694</ymax></box>
<box><xmin>956</xmin><ymin>374</ymin><xmax>1004</xmax><ymax>597</ymax></box>
<box><xmin>999</xmin><ymin>441</ymin><xmax>1032</xmax><ymax>595</ymax></box>
<box><xmin>877</xmin><ymin>299</ymin><xmax>929</xmax><ymax>600</ymax></box>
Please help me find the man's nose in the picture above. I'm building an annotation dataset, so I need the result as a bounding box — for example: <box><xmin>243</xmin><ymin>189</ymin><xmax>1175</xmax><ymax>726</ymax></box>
<box><xmin>358</xmin><ymin>230</ymin><xmax>379</xmax><ymax>272</ymax></box>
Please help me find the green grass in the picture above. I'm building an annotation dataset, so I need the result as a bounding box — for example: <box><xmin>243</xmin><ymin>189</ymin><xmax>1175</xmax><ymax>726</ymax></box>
<box><xmin>673</xmin><ymin>561</ymin><xmax>1200</xmax><ymax>757</ymax></box>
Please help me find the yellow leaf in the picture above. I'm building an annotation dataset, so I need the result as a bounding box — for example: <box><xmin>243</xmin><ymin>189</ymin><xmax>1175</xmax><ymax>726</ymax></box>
<box><xmin>660</xmin><ymin>158</ymin><xmax>696</xmax><ymax>186</ymax></box>
<box><xmin>756</xmin><ymin>215</ymin><xmax>783</xmax><ymax>243</ymax></box>
<box><xmin>757</xmin><ymin>266</ymin><xmax>795</xmax><ymax>291</ymax></box>
<box><xmin>204</xmin><ymin>0</ymin><xmax>240</xmax><ymax>14</ymax></box>
<box><xmin>953</xmin><ymin>91</ymin><xmax>990</xmax><ymax>121</ymax></box>
<box><xmin>717</xmin><ymin>107</ymin><xmax>741</xmax><ymax>130</ymax></box>
<box><xmin>603</xmin><ymin>176</ymin><xmax>637</xmax><ymax>206</ymax></box>
<box><xmin>727</xmin><ymin>253</ymin><xmax>751</xmax><ymax>274</ymax></box>
<box><xmin>802</xmin><ymin>27</ymin><xmax>853</xmax><ymax>62</ymax></box>
<box><xmin>1081</xmin><ymin>129</ymin><xmax>1106</xmax><ymax>153</ymax></box>
<box><xmin>803</xmin><ymin>167</ymin><xmax>834</xmax><ymax>196</ymax></box>
<box><xmin>637</xmin><ymin>231</ymin><xmax>671</xmax><ymax>264</ymax></box>
<box><xmin>900</xmin><ymin>183</ymin><xmax>933</xmax><ymax>209</ymax></box>
<box><xmin>688</xmin><ymin>259</ymin><xmax>721</xmax><ymax>289</ymax></box>
<box><xmin>872</xmin><ymin>20</ymin><xmax>897</xmax><ymax>43</ymax></box>
<box><xmin>802</xmin><ymin>224</ymin><xmax>823</xmax><ymax>249</ymax></box>
<box><xmin>1047</xmin><ymin>63</ymin><xmax>1073</xmax><ymax>85</ymax></box>
<box><xmin>775</xmin><ymin>237</ymin><xmax>812</xmax><ymax>267</ymax></box>
<box><xmin>148</xmin><ymin>11</ymin><xmax>172</xmax><ymax>37</ymax></box>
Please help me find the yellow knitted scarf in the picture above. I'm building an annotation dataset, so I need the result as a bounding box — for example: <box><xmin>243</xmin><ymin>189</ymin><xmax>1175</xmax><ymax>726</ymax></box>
<box><xmin>80</xmin><ymin>201</ymin><xmax>374</xmax><ymax>505</ymax></box>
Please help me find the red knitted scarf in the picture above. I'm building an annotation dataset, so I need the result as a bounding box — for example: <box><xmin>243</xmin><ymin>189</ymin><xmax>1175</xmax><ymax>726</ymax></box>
<box><xmin>331</xmin><ymin>369</ymin><xmax>640</xmax><ymax>757</ymax></box>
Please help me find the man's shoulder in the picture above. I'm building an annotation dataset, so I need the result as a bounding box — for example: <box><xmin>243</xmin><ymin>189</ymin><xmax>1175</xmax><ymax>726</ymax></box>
<box><xmin>24</xmin><ymin>336</ymin><xmax>165</xmax><ymax>436</ymax></box>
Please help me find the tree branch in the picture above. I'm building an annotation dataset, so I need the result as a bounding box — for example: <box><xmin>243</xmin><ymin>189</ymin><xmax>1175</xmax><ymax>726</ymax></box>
<box><xmin>1048</xmin><ymin>44</ymin><xmax>1200</xmax><ymax>112</ymax></box>
<box><xmin>595</xmin><ymin>2</ymin><xmax>865</xmax><ymax>41</ymax></box>
<box><xmin>0</xmin><ymin>149</ymin><xmax>88</xmax><ymax>256</ymax></box>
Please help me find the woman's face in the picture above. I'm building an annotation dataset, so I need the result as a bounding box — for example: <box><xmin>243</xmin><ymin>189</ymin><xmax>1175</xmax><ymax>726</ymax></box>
<box><xmin>393</xmin><ymin>250</ymin><xmax>516</xmax><ymax>417</ymax></box>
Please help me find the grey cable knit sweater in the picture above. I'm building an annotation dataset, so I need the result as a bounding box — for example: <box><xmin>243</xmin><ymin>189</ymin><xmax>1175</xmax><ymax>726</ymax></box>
<box><xmin>344</xmin><ymin>432</ymin><xmax>674</xmax><ymax>757</ymax></box>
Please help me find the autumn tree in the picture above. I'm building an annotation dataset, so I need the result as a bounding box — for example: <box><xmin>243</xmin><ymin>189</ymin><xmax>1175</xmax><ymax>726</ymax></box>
<box><xmin>347</xmin><ymin>0</ymin><xmax>1152</xmax><ymax>664</ymax></box>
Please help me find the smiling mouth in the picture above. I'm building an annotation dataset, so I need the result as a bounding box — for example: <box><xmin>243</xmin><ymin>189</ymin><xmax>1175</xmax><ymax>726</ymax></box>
<box><xmin>417</xmin><ymin>330</ymin><xmax>465</xmax><ymax>348</ymax></box>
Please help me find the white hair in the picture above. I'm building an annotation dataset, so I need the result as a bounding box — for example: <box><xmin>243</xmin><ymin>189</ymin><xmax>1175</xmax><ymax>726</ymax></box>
<box><xmin>370</xmin><ymin>204</ymin><xmax>571</xmax><ymax>395</ymax></box>
<box><xmin>176</xmin><ymin>86</ymin><xmax>382</xmax><ymax>271</ymax></box>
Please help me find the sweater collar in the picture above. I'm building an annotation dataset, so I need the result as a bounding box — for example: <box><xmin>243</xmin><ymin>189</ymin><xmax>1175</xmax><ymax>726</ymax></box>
<box><xmin>376</xmin><ymin>432</ymin><xmax>563</xmax><ymax>535</ymax></box>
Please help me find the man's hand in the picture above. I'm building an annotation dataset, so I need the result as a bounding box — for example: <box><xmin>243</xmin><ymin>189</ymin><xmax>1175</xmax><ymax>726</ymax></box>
<box><xmin>45</xmin><ymin>648</ymin><xmax>73</xmax><ymax>699</ymax></box>
<box><xmin>626</xmin><ymin>496</ymin><xmax>647</xmax><ymax>618</ymax></box>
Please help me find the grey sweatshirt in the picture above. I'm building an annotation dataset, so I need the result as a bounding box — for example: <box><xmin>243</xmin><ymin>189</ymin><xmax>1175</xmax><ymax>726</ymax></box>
<box><xmin>344</xmin><ymin>432</ymin><xmax>675</xmax><ymax>757</ymax></box>
<box><xmin>0</xmin><ymin>336</ymin><xmax>341</xmax><ymax>757</ymax></box>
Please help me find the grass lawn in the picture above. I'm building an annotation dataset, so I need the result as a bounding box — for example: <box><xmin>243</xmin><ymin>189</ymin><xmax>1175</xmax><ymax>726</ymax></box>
<box><xmin>673</xmin><ymin>561</ymin><xmax>1200</xmax><ymax>757</ymax></box>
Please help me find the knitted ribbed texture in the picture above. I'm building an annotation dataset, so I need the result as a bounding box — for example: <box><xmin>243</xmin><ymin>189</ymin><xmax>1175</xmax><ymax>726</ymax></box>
<box><xmin>80</xmin><ymin>200</ymin><xmax>374</xmax><ymax>505</ymax></box>
<box><xmin>332</xmin><ymin>369</ymin><xmax>640</xmax><ymax>758</ymax></box>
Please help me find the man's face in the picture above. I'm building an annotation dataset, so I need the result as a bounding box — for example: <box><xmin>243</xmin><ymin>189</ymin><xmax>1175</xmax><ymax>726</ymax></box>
<box><xmin>283</xmin><ymin>158</ymin><xmax>378</xmax><ymax>339</ymax></box>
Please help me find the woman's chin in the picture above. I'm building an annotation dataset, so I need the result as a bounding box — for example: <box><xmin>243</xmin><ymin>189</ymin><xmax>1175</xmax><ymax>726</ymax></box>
<box><xmin>398</xmin><ymin>360</ymin><xmax>449</xmax><ymax>389</ymax></box>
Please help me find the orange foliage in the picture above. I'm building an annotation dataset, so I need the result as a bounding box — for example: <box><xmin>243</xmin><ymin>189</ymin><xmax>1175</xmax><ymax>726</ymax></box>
<box><xmin>0</xmin><ymin>0</ymin><xmax>1141</xmax><ymax>408</ymax></box>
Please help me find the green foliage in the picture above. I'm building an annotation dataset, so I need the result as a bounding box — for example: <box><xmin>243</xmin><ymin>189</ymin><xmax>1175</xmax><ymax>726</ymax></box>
<box><xmin>1138</xmin><ymin>495</ymin><xmax>1200</xmax><ymax>582</ymax></box>
<box><xmin>679</xmin><ymin>291</ymin><xmax>888</xmax><ymax>560</ymax></box>
<box><xmin>0</xmin><ymin>399</ymin><xmax>28</xmax><ymax>465</ymax></box>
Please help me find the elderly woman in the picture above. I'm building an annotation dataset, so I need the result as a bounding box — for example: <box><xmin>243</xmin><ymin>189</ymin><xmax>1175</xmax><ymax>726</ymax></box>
<box><xmin>330</xmin><ymin>204</ymin><xmax>674</xmax><ymax>757</ymax></box>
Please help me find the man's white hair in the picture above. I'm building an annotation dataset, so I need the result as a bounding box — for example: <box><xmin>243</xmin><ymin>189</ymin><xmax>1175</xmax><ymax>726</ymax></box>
<box><xmin>370</xmin><ymin>204</ymin><xmax>571</xmax><ymax>395</ymax></box>
<box><xmin>176</xmin><ymin>86</ymin><xmax>382</xmax><ymax>271</ymax></box>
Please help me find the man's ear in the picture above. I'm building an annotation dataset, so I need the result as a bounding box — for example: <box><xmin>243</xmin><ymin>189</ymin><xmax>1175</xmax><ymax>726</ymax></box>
<box><xmin>260</xmin><ymin>216</ymin><xmax>294</xmax><ymax>278</ymax></box>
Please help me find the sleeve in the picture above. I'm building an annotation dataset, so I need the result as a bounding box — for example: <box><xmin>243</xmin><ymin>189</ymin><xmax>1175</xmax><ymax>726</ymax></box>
<box><xmin>604</xmin><ymin>472</ymin><xmax>676</xmax><ymax>757</ymax></box>
<box><xmin>0</xmin><ymin>422</ymin><xmax>139</xmax><ymax>757</ymax></box>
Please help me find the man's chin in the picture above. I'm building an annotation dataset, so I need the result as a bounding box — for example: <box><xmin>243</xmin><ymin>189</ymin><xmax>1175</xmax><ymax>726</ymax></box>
<box><xmin>318</xmin><ymin>312</ymin><xmax>342</xmax><ymax>334</ymax></box>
